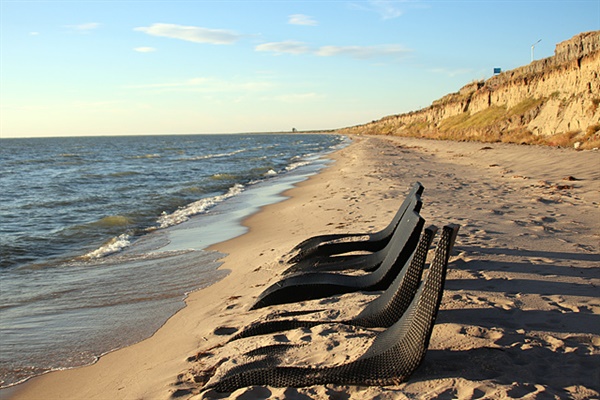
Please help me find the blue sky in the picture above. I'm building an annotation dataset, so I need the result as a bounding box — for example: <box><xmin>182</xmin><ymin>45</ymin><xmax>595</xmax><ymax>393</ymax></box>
<box><xmin>1</xmin><ymin>0</ymin><xmax>599</xmax><ymax>137</ymax></box>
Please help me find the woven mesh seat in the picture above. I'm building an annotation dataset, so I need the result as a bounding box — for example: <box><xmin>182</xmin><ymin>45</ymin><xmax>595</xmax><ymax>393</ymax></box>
<box><xmin>204</xmin><ymin>224</ymin><xmax>460</xmax><ymax>393</ymax></box>
<box><xmin>286</xmin><ymin>182</ymin><xmax>424</xmax><ymax>264</ymax></box>
<box><xmin>230</xmin><ymin>226</ymin><xmax>438</xmax><ymax>342</ymax></box>
<box><xmin>250</xmin><ymin>211</ymin><xmax>425</xmax><ymax>310</ymax></box>
<box><xmin>282</xmin><ymin>195</ymin><xmax>422</xmax><ymax>276</ymax></box>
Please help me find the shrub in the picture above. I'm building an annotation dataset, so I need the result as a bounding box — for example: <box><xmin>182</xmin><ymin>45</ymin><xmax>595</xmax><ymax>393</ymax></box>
<box><xmin>545</xmin><ymin>131</ymin><xmax>581</xmax><ymax>147</ymax></box>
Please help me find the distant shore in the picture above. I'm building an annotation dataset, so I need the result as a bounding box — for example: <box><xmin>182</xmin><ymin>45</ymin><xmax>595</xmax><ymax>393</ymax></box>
<box><xmin>6</xmin><ymin>135</ymin><xmax>599</xmax><ymax>400</ymax></box>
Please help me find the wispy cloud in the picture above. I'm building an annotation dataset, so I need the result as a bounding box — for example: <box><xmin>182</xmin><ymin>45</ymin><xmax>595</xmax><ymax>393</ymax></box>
<box><xmin>316</xmin><ymin>44</ymin><xmax>410</xmax><ymax>59</ymax></box>
<box><xmin>288</xmin><ymin>14</ymin><xmax>318</xmax><ymax>26</ymax></box>
<box><xmin>65</xmin><ymin>22</ymin><xmax>100</xmax><ymax>33</ymax></box>
<box><xmin>256</xmin><ymin>41</ymin><xmax>411</xmax><ymax>60</ymax></box>
<box><xmin>134</xmin><ymin>23</ymin><xmax>242</xmax><ymax>45</ymax></box>
<box><xmin>134</xmin><ymin>47</ymin><xmax>157</xmax><ymax>53</ymax></box>
<box><xmin>371</xmin><ymin>0</ymin><xmax>404</xmax><ymax>19</ymax></box>
<box><xmin>256</xmin><ymin>41</ymin><xmax>311</xmax><ymax>55</ymax></box>
<box><xmin>350</xmin><ymin>0</ymin><xmax>407</xmax><ymax>19</ymax></box>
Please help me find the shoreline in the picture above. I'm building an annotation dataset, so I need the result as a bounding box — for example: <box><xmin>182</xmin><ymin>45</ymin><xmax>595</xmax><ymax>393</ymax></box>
<box><xmin>5</xmin><ymin>135</ymin><xmax>599</xmax><ymax>399</ymax></box>
<box><xmin>1</xmin><ymin>137</ymin><xmax>353</xmax><ymax>400</ymax></box>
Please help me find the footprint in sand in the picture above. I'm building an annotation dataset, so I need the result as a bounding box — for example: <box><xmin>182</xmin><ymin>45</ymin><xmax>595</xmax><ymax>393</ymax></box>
<box><xmin>451</xmin><ymin>293</ymin><xmax>488</xmax><ymax>306</ymax></box>
<box><xmin>463</xmin><ymin>281</ymin><xmax>516</xmax><ymax>310</ymax></box>
<box><xmin>460</xmin><ymin>326</ymin><xmax>505</xmax><ymax>341</ymax></box>
<box><xmin>224</xmin><ymin>295</ymin><xmax>243</xmax><ymax>310</ymax></box>
<box><xmin>529</xmin><ymin>257</ymin><xmax>557</xmax><ymax>265</ymax></box>
<box><xmin>541</xmin><ymin>295</ymin><xmax>581</xmax><ymax>313</ymax></box>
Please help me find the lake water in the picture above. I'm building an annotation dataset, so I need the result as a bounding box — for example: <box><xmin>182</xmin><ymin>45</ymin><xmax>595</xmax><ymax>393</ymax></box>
<box><xmin>0</xmin><ymin>133</ymin><xmax>347</xmax><ymax>387</ymax></box>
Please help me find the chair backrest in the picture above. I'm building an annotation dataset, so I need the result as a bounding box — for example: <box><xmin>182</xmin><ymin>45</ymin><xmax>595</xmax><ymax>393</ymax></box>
<box><xmin>351</xmin><ymin>194</ymin><xmax>423</xmax><ymax>271</ymax></box>
<box><xmin>363</xmin><ymin>210</ymin><xmax>425</xmax><ymax>289</ymax></box>
<box><xmin>370</xmin><ymin>182</ymin><xmax>424</xmax><ymax>242</ymax></box>
<box><xmin>351</xmin><ymin>225</ymin><xmax>437</xmax><ymax>328</ymax></box>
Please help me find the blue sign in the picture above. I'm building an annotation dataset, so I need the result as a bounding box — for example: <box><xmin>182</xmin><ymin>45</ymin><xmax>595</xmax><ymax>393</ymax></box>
<box><xmin>493</xmin><ymin>67</ymin><xmax>502</xmax><ymax>74</ymax></box>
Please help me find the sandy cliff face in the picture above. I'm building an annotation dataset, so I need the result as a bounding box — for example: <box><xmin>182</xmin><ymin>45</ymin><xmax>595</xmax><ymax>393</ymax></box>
<box><xmin>340</xmin><ymin>31</ymin><xmax>600</xmax><ymax>149</ymax></box>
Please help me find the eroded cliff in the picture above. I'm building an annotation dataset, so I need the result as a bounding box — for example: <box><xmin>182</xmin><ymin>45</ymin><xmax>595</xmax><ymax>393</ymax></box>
<box><xmin>339</xmin><ymin>31</ymin><xmax>600</xmax><ymax>149</ymax></box>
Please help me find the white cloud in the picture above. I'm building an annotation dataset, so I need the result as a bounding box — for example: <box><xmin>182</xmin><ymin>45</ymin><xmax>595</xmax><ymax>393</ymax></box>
<box><xmin>370</xmin><ymin>0</ymin><xmax>404</xmax><ymax>19</ymax></box>
<box><xmin>29</xmin><ymin>32</ymin><xmax>40</xmax><ymax>36</ymax></box>
<box><xmin>256</xmin><ymin>40</ymin><xmax>411</xmax><ymax>60</ymax></box>
<box><xmin>316</xmin><ymin>44</ymin><xmax>411</xmax><ymax>59</ymax></box>
<box><xmin>349</xmin><ymin>0</ymin><xmax>406</xmax><ymax>19</ymax></box>
<box><xmin>288</xmin><ymin>14</ymin><xmax>318</xmax><ymax>26</ymax></box>
<box><xmin>134</xmin><ymin>23</ymin><xmax>242</xmax><ymax>45</ymax></box>
<box><xmin>134</xmin><ymin>47</ymin><xmax>157</xmax><ymax>53</ymax></box>
<box><xmin>256</xmin><ymin>41</ymin><xmax>311</xmax><ymax>55</ymax></box>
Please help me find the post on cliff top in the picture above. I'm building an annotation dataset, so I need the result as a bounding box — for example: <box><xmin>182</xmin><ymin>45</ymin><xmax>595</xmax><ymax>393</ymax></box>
<box><xmin>531</xmin><ymin>39</ymin><xmax>542</xmax><ymax>62</ymax></box>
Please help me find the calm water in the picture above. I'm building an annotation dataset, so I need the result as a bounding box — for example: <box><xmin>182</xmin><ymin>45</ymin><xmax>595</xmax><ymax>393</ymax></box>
<box><xmin>0</xmin><ymin>133</ymin><xmax>347</xmax><ymax>387</ymax></box>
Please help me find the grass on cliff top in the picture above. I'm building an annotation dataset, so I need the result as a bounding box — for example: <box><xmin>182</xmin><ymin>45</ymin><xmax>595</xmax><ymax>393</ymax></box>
<box><xmin>438</xmin><ymin>106</ymin><xmax>506</xmax><ymax>131</ymax></box>
<box><xmin>438</xmin><ymin>98</ymin><xmax>544</xmax><ymax>132</ymax></box>
<box><xmin>507</xmin><ymin>97</ymin><xmax>544</xmax><ymax>117</ymax></box>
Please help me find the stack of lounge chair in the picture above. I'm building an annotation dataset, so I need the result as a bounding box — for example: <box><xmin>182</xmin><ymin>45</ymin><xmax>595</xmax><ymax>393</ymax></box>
<box><xmin>203</xmin><ymin>182</ymin><xmax>460</xmax><ymax>393</ymax></box>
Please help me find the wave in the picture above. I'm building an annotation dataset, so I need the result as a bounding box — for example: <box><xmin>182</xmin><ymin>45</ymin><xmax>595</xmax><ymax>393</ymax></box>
<box><xmin>82</xmin><ymin>234</ymin><xmax>132</xmax><ymax>259</ymax></box>
<box><xmin>92</xmin><ymin>215</ymin><xmax>133</xmax><ymax>228</ymax></box>
<box><xmin>130</xmin><ymin>154</ymin><xmax>161</xmax><ymax>159</ymax></box>
<box><xmin>156</xmin><ymin>183</ymin><xmax>244</xmax><ymax>229</ymax></box>
<box><xmin>210</xmin><ymin>173</ymin><xmax>239</xmax><ymax>181</ymax></box>
<box><xmin>109</xmin><ymin>171</ymin><xmax>140</xmax><ymax>178</ymax></box>
<box><xmin>56</xmin><ymin>184</ymin><xmax>246</xmax><ymax>262</ymax></box>
<box><xmin>178</xmin><ymin>148</ymin><xmax>247</xmax><ymax>161</ymax></box>
<box><xmin>286</xmin><ymin>161</ymin><xmax>310</xmax><ymax>171</ymax></box>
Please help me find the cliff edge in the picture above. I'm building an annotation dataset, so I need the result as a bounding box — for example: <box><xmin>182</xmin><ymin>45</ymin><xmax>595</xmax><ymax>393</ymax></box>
<box><xmin>339</xmin><ymin>31</ymin><xmax>600</xmax><ymax>149</ymax></box>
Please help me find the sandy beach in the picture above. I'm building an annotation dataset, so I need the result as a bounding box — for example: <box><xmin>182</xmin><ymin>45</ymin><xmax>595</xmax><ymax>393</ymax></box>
<box><xmin>5</xmin><ymin>135</ymin><xmax>599</xmax><ymax>400</ymax></box>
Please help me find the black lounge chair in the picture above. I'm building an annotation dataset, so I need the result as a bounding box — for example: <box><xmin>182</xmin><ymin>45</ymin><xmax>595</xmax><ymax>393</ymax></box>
<box><xmin>203</xmin><ymin>224</ymin><xmax>460</xmax><ymax>393</ymax></box>
<box><xmin>286</xmin><ymin>182</ymin><xmax>424</xmax><ymax>264</ymax></box>
<box><xmin>229</xmin><ymin>225</ymin><xmax>438</xmax><ymax>342</ymax></box>
<box><xmin>250</xmin><ymin>210</ymin><xmax>425</xmax><ymax>310</ymax></box>
<box><xmin>282</xmin><ymin>194</ymin><xmax>422</xmax><ymax>275</ymax></box>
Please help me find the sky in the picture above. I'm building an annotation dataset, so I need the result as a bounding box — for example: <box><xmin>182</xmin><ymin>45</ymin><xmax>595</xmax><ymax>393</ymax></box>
<box><xmin>1</xmin><ymin>1</ymin><xmax>599</xmax><ymax>138</ymax></box>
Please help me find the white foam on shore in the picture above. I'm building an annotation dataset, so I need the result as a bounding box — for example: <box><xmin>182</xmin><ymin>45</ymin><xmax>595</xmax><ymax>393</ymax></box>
<box><xmin>83</xmin><ymin>234</ymin><xmax>131</xmax><ymax>259</ymax></box>
<box><xmin>156</xmin><ymin>184</ymin><xmax>245</xmax><ymax>229</ymax></box>
<box><xmin>286</xmin><ymin>161</ymin><xmax>310</xmax><ymax>171</ymax></box>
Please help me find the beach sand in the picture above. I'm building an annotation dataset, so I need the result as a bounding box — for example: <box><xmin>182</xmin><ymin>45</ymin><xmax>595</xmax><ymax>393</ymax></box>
<box><xmin>5</xmin><ymin>135</ymin><xmax>599</xmax><ymax>400</ymax></box>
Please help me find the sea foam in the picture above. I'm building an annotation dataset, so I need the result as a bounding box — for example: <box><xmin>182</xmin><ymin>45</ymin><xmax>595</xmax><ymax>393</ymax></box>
<box><xmin>84</xmin><ymin>234</ymin><xmax>132</xmax><ymax>259</ymax></box>
<box><xmin>156</xmin><ymin>184</ymin><xmax>244</xmax><ymax>229</ymax></box>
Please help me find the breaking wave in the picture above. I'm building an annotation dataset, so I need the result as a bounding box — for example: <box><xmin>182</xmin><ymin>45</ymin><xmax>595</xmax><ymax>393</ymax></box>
<box><xmin>156</xmin><ymin>184</ymin><xmax>245</xmax><ymax>229</ymax></box>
